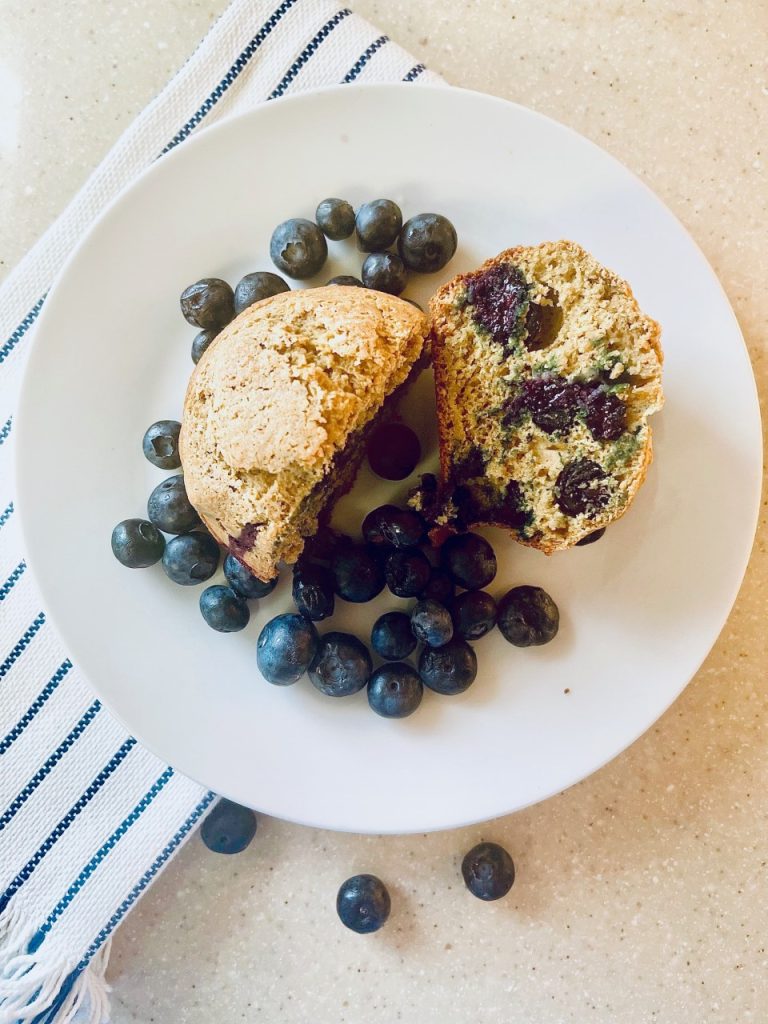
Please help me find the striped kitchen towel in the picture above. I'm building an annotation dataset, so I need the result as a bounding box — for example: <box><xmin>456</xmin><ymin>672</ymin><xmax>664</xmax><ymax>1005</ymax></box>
<box><xmin>0</xmin><ymin>2</ymin><xmax>441</xmax><ymax>1021</ymax></box>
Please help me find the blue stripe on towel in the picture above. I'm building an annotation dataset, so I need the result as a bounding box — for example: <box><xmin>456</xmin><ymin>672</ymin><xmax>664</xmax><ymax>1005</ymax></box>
<box><xmin>0</xmin><ymin>737</ymin><xmax>137</xmax><ymax>913</ymax></box>
<box><xmin>342</xmin><ymin>34</ymin><xmax>388</xmax><ymax>82</ymax></box>
<box><xmin>268</xmin><ymin>9</ymin><xmax>352</xmax><ymax>98</ymax></box>
<box><xmin>27</xmin><ymin>766</ymin><xmax>176</xmax><ymax>952</ymax></box>
<box><xmin>0</xmin><ymin>700</ymin><xmax>101</xmax><ymax>830</ymax></box>
<box><xmin>0</xmin><ymin>659</ymin><xmax>72</xmax><ymax>755</ymax></box>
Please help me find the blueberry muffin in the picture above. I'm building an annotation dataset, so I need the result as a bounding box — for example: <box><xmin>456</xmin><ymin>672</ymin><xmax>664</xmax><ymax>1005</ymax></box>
<box><xmin>418</xmin><ymin>241</ymin><xmax>663</xmax><ymax>552</ymax></box>
<box><xmin>180</xmin><ymin>287</ymin><xmax>428</xmax><ymax>580</ymax></box>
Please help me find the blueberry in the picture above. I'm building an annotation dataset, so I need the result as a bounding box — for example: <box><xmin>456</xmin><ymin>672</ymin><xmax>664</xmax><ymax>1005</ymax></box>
<box><xmin>191</xmin><ymin>328</ymin><xmax>218</xmax><ymax>364</ymax></box>
<box><xmin>162</xmin><ymin>532</ymin><xmax>220</xmax><ymax>585</ymax></box>
<box><xmin>199</xmin><ymin>585</ymin><xmax>250</xmax><ymax>632</ymax></box>
<box><xmin>398</xmin><ymin>213</ymin><xmax>457</xmax><ymax>273</ymax></box>
<box><xmin>309</xmin><ymin>631</ymin><xmax>372</xmax><ymax>697</ymax></box>
<box><xmin>223</xmin><ymin>554</ymin><xmax>278</xmax><ymax>599</ymax></box>
<box><xmin>327</xmin><ymin>275</ymin><xmax>364</xmax><ymax>287</ymax></box>
<box><xmin>554</xmin><ymin>459</ymin><xmax>609</xmax><ymax>518</ymax></box>
<box><xmin>367</xmin><ymin>663</ymin><xmax>423</xmax><ymax>718</ymax></box>
<box><xmin>180</xmin><ymin>278</ymin><xmax>234</xmax><ymax>330</ymax></box>
<box><xmin>367</xmin><ymin>423</ymin><xmax>421</xmax><ymax>481</ymax></box>
<box><xmin>355</xmin><ymin>199</ymin><xmax>402</xmax><ymax>252</ymax></box>
<box><xmin>331</xmin><ymin>544</ymin><xmax>385</xmax><ymax>603</ymax></box>
<box><xmin>315</xmin><ymin>198</ymin><xmax>356</xmax><ymax>240</ymax></box>
<box><xmin>452</xmin><ymin>590</ymin><xmax>497</xmax><ymax>640</ymax></box>
<box><xmin>147</xmin><ymin>475</ymin><xmax>200</xmax><ymax>534</ymax></box>
<box><xmin>497</xmin><ymin>585</ymin><xmax>559</xmax><ymax>647</ymax></box>
<box><xmin>466</xmin><ymin>263</ymin><xmax>528</xmax><ymax>351</ymax></box>
<box><xmin>419</xmin><ymin>639</ymin><xmax>477</xmax><ymax>695</ymax></box>
<box><xmin>361</xmin><ymin>252</ymin><xmax>408</xmax><ymax>296</ymax></box>
<box><xmin>461</xmin><ymin>841</ymin><xmax>515</xmax><ymax>900</ymax></box>
<box><xmin>371</xmin><ymin>611</ymin><xmax>417</xmax><ymax>660</ymax></box>
<box><xmin>270</xmin><ymin>218</ymin><xmax>328</xmax><ymax>279</ymax></box>
<box><xmin>441</xmin><ymin>532</ymin><xmax>497</xmax><ymax>590</ymax></box>
<box><xmin>257</xmin><ymin>613</ymin><xmax>319</xmax><ymax>685</ymax></box>
<box><xmin>336</xmin><ymin>874</ymin><xmax>391</xmax><ymax>933</ymax></box>
<box><xmin>582</xmin><ymin>385</ymin><xmax>627</xmax><ymax>441</ymax></box>
<box><xmin>420</xmin><ymin>568</ymin><xmax>456</xmax><ymax>606</ymax></box>
<box><xmin>292</xmin><ymin>560</ymin><xmax>335</xmax><ymax>621</ymax></box>
<box><xmin>301</xmin><ymin>526</ymin><xmax>352</xmax><ymax>566</ymax></box>
<box><xmin>362</xmin><ymin>504</ymin><xmax>425</xmax><ymax>549</ymax></box>
<box><xmin>384</xmin><ymin>548</ymin><xmax>431</xmax><ymax>598</ymax></box>
<box><xmin>233</xmin><ymin>271</ymin><xmax>290</xmax><ymax>314</ymax></box>
<box><xmin>410</xmin><ymin>599</ymin><xmax>454</xmax><ymax>648</ymax></box>
<box><xmin>576</xmin><ymin>527</ymin><xmax>606</xmax><ymax>546</ymax></box>
<box><xmin>142</xmin><ymin>420</ymin><xmax>181</xmax><ymax>470</ymax></box>
<box><xmin>201</xmin><ymin>799</ymin><xmax>257</xmax><ymax>855</ymax></box>
<box><xmin>111</xmin><ymin>518</ymin><xmax>165</xmax><ymax>568</ymax></box>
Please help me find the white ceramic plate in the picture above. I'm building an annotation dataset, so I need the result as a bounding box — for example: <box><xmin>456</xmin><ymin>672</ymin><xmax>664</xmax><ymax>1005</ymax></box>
<box><xmin>16</xmin><ymin>85</ymin><xmax>761</xmax><ymax>834</ymax></box>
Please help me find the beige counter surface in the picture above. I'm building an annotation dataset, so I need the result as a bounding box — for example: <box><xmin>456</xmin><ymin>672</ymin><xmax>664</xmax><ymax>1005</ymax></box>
<box><xmin>2</xmin><ymin>2</ymin><xmax>767</xmax><ymax>1021</ymax></box>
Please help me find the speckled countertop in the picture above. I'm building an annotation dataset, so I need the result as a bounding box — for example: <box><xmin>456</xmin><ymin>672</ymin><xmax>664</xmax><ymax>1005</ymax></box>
<box><xmin>2</xmin><ymin>2</ymin><xmax>767</xmax><ymax>1021</ymax></box>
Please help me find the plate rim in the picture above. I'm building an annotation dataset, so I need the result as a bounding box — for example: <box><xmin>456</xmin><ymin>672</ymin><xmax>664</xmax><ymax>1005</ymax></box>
<box><xmin>14</xmin><ymin>82</ymin><xmax>763</xmax><ymax>833</ymax></box>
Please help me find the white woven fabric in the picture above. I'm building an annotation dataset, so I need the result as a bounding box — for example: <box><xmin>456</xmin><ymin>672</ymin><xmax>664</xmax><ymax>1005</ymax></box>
<box><xmin>0</xmin><ymin>3</ymin><xmax>440</xmax><ymax>1021</ymax></box>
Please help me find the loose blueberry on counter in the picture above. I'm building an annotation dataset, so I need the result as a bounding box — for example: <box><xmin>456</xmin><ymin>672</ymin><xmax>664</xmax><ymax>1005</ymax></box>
<box><xmin>420</xmin><ymin>568</ymin><xmax>456</xmax><ymax>606</ymax></box>
<box><xmin>336</xmin><ymin>874</ymin><xmax>391</xmax><ymax>933</ymax></box>
<box><xmin>233</xmin><ymin>271</ymin><xmax>290</xmax><ymax>314</ymax></box>
<box><xmin>327</xmin><ymin>275</ymin><xmax>364</xmax><ymax>287</ymax></box>
<box><xmin>292</xmin><ymin>560</ymin><xmax>335</xmax><ymax>621</ymax></box>
<box><xmin>257</xmin><ymin>613</ymin><xmax>319</xmax><ymax>685</ymax></box>
<box><xmin>270</xmin><ymin>218</ymin><xmax>328</xmax><ymax>279</ymax></box>
<box><xmin>180</xmin><ymin>278</ymin><xmax>234</xmax><ymax>330</ymax></box>
<box><xmin>398</xmin><ymin>213</ymin><xmax>458</xmax><ymax>273</ymax></box>
<box><xmin>452</xmin><ymin>590</ymin><xmax>498</xmax><ymax>641</ymax></box>
<box><xmin>410</xmin><ymin>599</ymin><xmax>454</xmax><ymax>648</ymax></box>
<box><xmin>366</xmin><ymin>423</ymin><xmax>421</xmax><ymax>481</ymax></box>
<box><xmin>419</xmin><ymin>639</ymin><xmax>477</xmax><ymax>695</ymax></box>
<box><xmin>355</xmin><ymin>199</ymin><xmax>402</xmax><ymax>252</ymax></box>
<box><xmin>362</xmin><ymin>504</ymin><xmax>425</xmax><ymax>549</ymax></box>
<box><xmin>162</xmin><ymin>532</ymin><xmax>220</xmax><ymax>585</ymax></box>
<box><xmin>308</xmin><ymin>631</ymin><xmax>372</xmax><ymax>697</ymax></box>
<box><xmin>191</xmin><ymin>328</ymin><xmax>218</xmax><ymax>364</ymax></box>
<box><xmin>576</xmin><ymin>527</ymin><xmax>606</xmax><ymax>547</ymax></box>
<box><xmin>441</xmin><ymin>532</ymin><xmax>497</xmax><ymax>590</ymax></box>
<box><xmin>497</xmin><ymin>585</ymin><xmax>559</xmax><ymax>647</ymax></box>
<box><xmin>142</xmin><ymin>420</ymin><xmax>182</xmax><ymax>470</ymax></box>
<box><xmin>461</xmin><ymin>841</ymin><xmax>515</xmax><ymax>901</ymax></box>
<box><xmin>316</xmin><ymin>198</ymin><xmax>356</xmax><ymax>240</ymax></box>
<box><xmin>223</xmin><ymin>554</ymin><xmax>279</xmax><ymax>600</ymax></box>
<box><xmin>368</xmin><ymin>663</ymin><xmax>423</xmax><ymax>718</ymax></box>
<box><xmin>331</xmin><ymin>543</ymin><xmax>385</xmax><ymax>603</ymax></box>
<box><xmin>384</xmin><ymin>548</ymin><xmax>431</xmax><ymax>598</ymax></box>
<box><xmin>199</xmin><ymin>585</ymin><xmax>250</xmax><ymax>632</ymax></box>
<box><xmin>201</xmin><ymin>799</ymin><xmax>257</xmax><ymax>855</ymax></box>
<box><xmin>371</xmin><ymin>611</ymin><xmax>417</xmax><ymax>661</ymax></box>
<box><xmin>111</xmin><ymin>519</ymin><xmax>165</xmax><ymax>568</ymax></box>
<box><xmin>147</xmin><ymin>475</ymin><xmax>200</xmax><ymax>534</ymax></box>
<box><xmin>361</xmin><ymin>252</ymin><xmax>408</xmax><ymax>296</ymax></box>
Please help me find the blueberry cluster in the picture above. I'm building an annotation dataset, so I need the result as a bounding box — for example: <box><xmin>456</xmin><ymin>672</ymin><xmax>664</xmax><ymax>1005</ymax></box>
<box><xmin>111</xmin><ymin>419</ymin><xmax>279</xmax><ymax>633</ymax></box>
<box><xmin>272</xmin><ymin>197</ymin><xmax>457</xmax><ymax>294</ymax></box>
<box><xmin>200</xmin><ymin>798</ymin><xmax>517</xmax><ymax>930</ymax></box>
<box><xmin>255</xmin><ymin>504</ymin><xmax>561</xmax><ymax>720</ymax></box>
<box><xmin>177</xmin><ymin>201</ymin><xmax>457</xmax><ymax>365</ymax></box>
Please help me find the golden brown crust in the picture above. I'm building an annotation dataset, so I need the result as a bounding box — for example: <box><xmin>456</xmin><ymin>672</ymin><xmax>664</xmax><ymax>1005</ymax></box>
<box><xmin>427</xmin><ymin>240</ymin><xmax>663</xmax><ymax>552</ymax></box>
<box><xmin>180</xmin><ymin>286</ymin><xmax>427</xmax><ymax>579</ymax></box>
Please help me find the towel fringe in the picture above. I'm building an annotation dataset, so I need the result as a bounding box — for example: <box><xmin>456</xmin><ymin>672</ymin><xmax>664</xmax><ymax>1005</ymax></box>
<box><xmin>0</xmin><ymin>910</ymin><xmax>111</xmax><ymax>1024</ymax></box>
